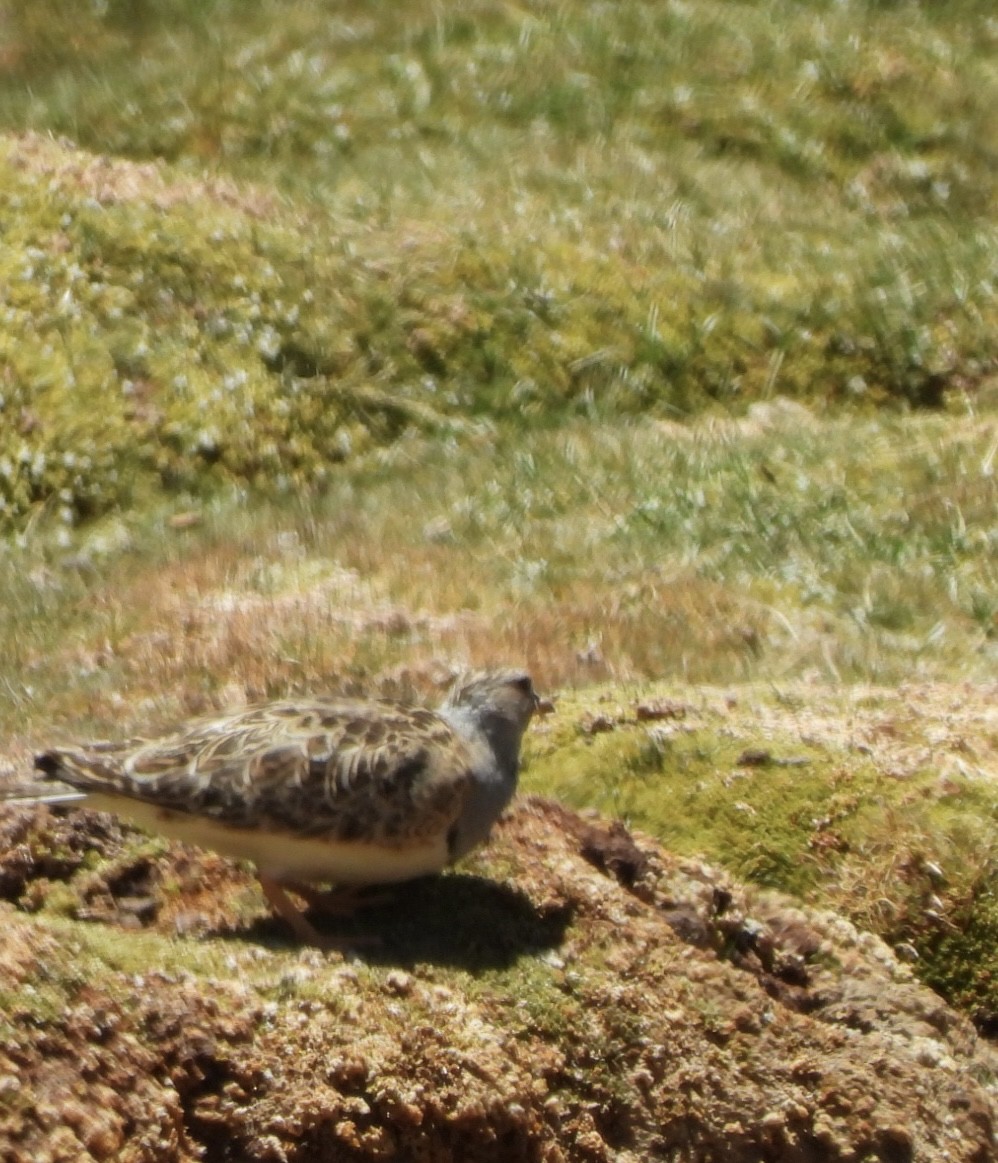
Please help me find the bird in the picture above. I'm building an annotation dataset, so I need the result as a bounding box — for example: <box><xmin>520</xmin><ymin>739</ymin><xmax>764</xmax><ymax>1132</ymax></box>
<box><xmin>6</xmin><ymin>668</ymin><xmax>540</xmax><ymax>946</ymax></box>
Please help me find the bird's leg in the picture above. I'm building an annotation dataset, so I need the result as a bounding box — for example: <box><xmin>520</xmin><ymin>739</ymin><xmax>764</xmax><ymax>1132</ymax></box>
<box><xmin>258</xmin><ymin>876</ymin><xmax>381</xmax><ymax>949</ymax></box>
<box><xmin>257</xmin><ymin>875</ymin><xmax>351</xmax><ymax>949</ymax></box>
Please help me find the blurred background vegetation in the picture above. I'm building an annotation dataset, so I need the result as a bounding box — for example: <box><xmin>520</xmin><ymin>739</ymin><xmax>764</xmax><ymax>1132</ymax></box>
<box><xmin>0</xmin><ymin>0</ymin><xmax>995</xmax><ymax>528</ymax></box>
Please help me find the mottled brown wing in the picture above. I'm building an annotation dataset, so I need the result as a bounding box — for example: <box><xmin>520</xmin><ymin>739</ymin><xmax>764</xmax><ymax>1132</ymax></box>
<box><xmin>39</xmin><ymin>698</ymin><xmax>475</xmax><ymax>846</ymax></box>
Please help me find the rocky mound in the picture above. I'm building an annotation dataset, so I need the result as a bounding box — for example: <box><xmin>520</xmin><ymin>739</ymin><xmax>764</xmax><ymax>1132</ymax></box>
<box><xmin>0</xmin><ymin>797</ymin><xmax>994</xmax><ymax>1162</ymax></box>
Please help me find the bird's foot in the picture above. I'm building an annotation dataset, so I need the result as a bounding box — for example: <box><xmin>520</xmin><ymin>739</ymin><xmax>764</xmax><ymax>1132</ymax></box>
<box><xmin>258</xmin><ymin>876</ymin><xmax>379</xmax><ymax>950</ymax></box>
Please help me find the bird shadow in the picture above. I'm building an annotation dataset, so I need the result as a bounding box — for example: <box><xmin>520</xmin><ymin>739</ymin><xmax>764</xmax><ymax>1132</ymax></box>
<box><xmin>231</xmin><ymin>874</ymin><xmax>575</xmax><ymax>972</ymax></box>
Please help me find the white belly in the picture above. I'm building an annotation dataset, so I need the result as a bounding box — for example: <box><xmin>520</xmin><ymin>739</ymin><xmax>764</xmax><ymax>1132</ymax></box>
<box><xmin>83</xmin><ymin>793</ymin><xmax>451</xmax><ymax>886</ymax></box>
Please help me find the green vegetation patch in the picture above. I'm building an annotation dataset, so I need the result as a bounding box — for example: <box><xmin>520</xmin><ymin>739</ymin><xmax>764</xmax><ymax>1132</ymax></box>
<box><xmin>524</xmin><ymin>684</ymin><xmax>998</xmax><ymax>1027</ymax></box>
<box><xmin>2</xmin><ymin>131</ymin><xmax>993</xmax><ymax>537</ymax></box>
<box><xmin>922</xmin><ymin>880</ymin><xmax>998</xmax><ymax>1035</ymax></box>
<box><xmin>0</xmin><ymin>135</ymin><xmax>395</xmax><ymax>528</ymax></box>
<box><xmin>0</xmin><ymin>0</ymin><xmax>995</xmax><ymax>529</ymax></box>
<box><xmin>526</xmin><ymin>701</ymin><xmax>886</xmax><ymax>899</ymax></box>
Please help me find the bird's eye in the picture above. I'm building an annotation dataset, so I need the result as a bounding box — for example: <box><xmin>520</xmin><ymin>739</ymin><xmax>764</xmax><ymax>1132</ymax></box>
<box><xmin>512</xmin><ymin>674</ymin><xmax>534</xmax><ymax>695</ymax></box>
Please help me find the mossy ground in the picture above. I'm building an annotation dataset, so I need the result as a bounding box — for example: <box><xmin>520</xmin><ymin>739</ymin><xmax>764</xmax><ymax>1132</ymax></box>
<box><xmin>0</xmin><ymin>0</ymin><xmax>996</xmax><ymax>1037</ymax></box>
<box><xmin>524</xmin><ymin>680</ymin><xmax>998</xmax><ymax>1028</ymax></box>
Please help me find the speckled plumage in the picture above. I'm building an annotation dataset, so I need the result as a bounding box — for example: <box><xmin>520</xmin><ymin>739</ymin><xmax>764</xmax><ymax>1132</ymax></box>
<box><xmin>21</xmin><ymin>668</ymin><xmax>540</xmax><ymax>944</ymax></box>
<box><xmin>41</xmin><ymin>701</ymin><xmax>470</xmax><ymax>845</ymax></box>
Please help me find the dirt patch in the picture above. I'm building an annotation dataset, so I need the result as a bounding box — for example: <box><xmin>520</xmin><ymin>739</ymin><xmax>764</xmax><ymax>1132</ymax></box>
<box><xmin>0</xmin><ymin>797</ymin><xmax>994</xmax><ymax>1161</ymax></box>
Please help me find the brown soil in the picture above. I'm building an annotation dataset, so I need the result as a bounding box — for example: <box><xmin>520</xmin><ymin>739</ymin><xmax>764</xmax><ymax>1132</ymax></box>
<box><xmin>0</xmin><ymin>797</ymin><xmax>994</xmax><ymax>1162</ymax></box>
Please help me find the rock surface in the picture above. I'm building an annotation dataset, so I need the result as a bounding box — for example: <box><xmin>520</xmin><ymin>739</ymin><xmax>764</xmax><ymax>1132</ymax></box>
<box><xmin>0</xmin><ymin>797</ymin><xmax>994</xmax><ymax>1162</ymax></box>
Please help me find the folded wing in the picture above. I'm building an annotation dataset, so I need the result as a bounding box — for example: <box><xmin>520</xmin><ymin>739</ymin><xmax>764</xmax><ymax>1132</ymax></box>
<box><xmin>36</xmin><ymin>699</ymin><xmax>474</xmax><ymax>847</ymax></box>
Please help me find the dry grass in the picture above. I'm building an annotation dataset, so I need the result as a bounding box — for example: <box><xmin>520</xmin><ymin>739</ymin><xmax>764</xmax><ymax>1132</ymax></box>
<box><xmin>1</xmin><ymin>397</ymin><xmax>995</xmax><ymax>742</ymax></box>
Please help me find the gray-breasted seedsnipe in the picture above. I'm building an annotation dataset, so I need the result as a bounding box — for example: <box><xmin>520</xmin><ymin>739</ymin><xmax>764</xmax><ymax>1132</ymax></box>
<box><xmin>15</xmin><ymin>669</ymin><xmax>540</xmax><ymax>946</ymax></box>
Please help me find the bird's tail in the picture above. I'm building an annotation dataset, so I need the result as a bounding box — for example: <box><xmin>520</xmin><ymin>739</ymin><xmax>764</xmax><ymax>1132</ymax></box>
<box><xmin>0</xmin><ymin>751</ymin><xmax>90</xmax><ymax>807</ymax></box>
<box><xmin>34</xmin><ymin>751</ymin><xmax>65</xmax><ymax>779</ymax></box>
<box><xmin>0</xmin><ymin>783</ymin><xmax>87</xmax><ymax>806</ymax></box>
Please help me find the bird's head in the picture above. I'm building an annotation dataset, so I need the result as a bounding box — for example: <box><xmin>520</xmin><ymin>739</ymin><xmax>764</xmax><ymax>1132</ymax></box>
<box><xmin>443</xmin><ymin>668</ymin><xmax>540</xmax><ymax>749</ymax></box>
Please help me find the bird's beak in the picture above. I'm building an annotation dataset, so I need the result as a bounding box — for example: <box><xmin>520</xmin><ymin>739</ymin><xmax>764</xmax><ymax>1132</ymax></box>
<box><xmin>532</xmin><ymin>690</ymin><xmax>555</xmax><ymax>716</ymax></box>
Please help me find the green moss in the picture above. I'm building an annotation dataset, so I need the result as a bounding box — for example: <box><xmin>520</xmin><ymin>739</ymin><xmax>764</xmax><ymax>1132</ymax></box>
<box><xmin>919</xmin><ymin>876</ymin><xmax>998</xmax><ymax>1032</ymax></box>
<box><xmin>0</xmin><ymin>982</ymin><xmax>69</xmax><ymax>1039</ymax></box>
<box><xmin>497</xmin><ymin>959</ymin><xmax>587</xmax><ymax>1043</ymax></box>
<box><xmin>525</xmin><ymin>684</ymin><xmax>998</xmax><ymax>1028</ymax></box>
<box><xmin>528</xmin><ymin>717</ymin><xmax>888</xmax><ymax>898</ymax></box>
<box><xmin>43</xmin><ymin>914</ymin><xmax>253</xmax><ymax>983</ymax></box>
<box><xmin>34</xmin><ymin>881</ymin><xmax>80</xmax><ymax>918</ymax></box>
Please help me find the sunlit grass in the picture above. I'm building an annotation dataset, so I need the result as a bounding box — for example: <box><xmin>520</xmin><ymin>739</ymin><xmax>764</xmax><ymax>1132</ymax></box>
<box><xmin>1</xmin><ymin>400</ymin><xmax>994</xmax><ymax>747</ymax></box>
